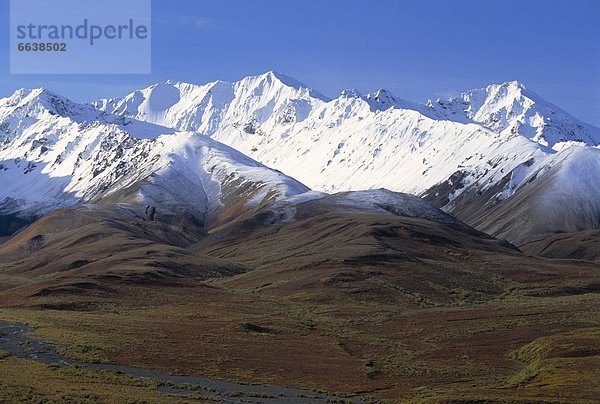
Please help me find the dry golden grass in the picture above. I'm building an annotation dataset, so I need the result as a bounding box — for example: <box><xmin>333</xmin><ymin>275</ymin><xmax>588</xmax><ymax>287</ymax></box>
<box><xmin>0</xmin><ymin>355</ymin><xmax>210</xmax><ymax>403</ymax></box>
<box><xmin>1</xmin><ymin>282</ymin><xmax>599</xmax><ymax>402</ymax></box>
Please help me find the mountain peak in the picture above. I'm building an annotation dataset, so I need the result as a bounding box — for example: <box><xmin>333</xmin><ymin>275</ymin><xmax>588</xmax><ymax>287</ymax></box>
<box><xmin>481</xmin><ymin>80</ymin><xmax>533</xmax><ymax>103</ymax></box>
<box><xmin>262</xmin><ymin>70</ymin><xmax>292</xmax><ymax>82</ymax></box>
<box><xmin>4</xmin><ymin>87</ymin><xmax>57</xmax><ymax>104</ymax></box>
<box><xmin>238</xmin><ymin>71</ymin><xmax>329</xmax><ymax>101</ymax></box>
<box><xmin>368</xmin><ymin>88</ymin><xmax>395</xmax><ymax>100</ymax></box>
<box><xmin>491</xmin><ymin>80</ymin><xmax>527</xmax><ymax>91</ymax></box>
<box><xmin>366</xmin><ymin>88</ymin><xmax>398</xmax><ymax>110</ymax></box>
<box><xmin>340</xmin><ymin>88</ymin><xmax>363</xmax><ymax>98</ymax></box>
<box><xmin>258</xmin><ymin>70</ymin><xmax>303</xmax><ymax>88</ymax></box>
<box><xmin>1</xmin><ymin>87</ymin><xmax>88</xmax><ymax>120</ymax></box>
<box><xmin>428</xmin><ymin>80</ymin><xmax>600</xmax><ymax>149</ymax></box>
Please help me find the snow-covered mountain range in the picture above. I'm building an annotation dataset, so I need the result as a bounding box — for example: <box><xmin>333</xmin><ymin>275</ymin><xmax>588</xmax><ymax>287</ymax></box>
<box><xmin>95</xmin><ymin>72</ymin><xmax>599</xmax><ymax>189</ymax></box>
<box><xmin>1</xmin><ymin>71</ymin><xmax>599</xmax><ymax>244</ymax></box>
<box><xmin>94</xmin><ymin>71</ymin><xmax>600</xmax><ymax>244</ymax></box>
<box><xmin>0</xmin><ymin>87</ymin><xmax>308</xmax><ymax>235</ymax></box>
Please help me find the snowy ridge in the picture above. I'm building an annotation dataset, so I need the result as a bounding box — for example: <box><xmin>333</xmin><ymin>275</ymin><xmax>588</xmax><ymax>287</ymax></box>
<box><xmin>466</xmin><ymin>146</ymin><xmax>600</xmax><ymax>245</ymax></box>
<box><xmin>533</xmin><ymin>146</ymin><xmax>600</xmax><ymax>205</ymax></box>
<box><xmin>94</xmin><ymin>71</ymin><xmax>329</xmax><ymax>138</ymax></box>
<box><xmin>136</xmin><ymin>132</ymin><xmax>309</xmax><ymax>222</ymax></box>
<box><xmin>426</xmin><ymin>81</ymin><xmax>600</xmax><ymax>150</ymax></box>
<box><xmin>0</xmin><ymin>89</ymin><xmax>309</xmax><ymax>225</ymax></box>
<box><xmin>481</xmin><ymin>145</ymin><xmax>600</xmax><ymax>210</ymax></box>
<box><xmin>315</xmin><ymin>189</ymin><xmax>461</xmax><ymax>224</ymax></box>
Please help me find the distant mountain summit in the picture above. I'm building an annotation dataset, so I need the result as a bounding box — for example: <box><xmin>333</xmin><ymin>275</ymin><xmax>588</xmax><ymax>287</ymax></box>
<box><xmin>94</xmin><ymin>71</ymin><xmax>328</xmax><ymax>136</ymax></box>
<box><xmin>426</xmin><ymin>80</ymin><xmax>600</xmax><ymax>150</ymax></box>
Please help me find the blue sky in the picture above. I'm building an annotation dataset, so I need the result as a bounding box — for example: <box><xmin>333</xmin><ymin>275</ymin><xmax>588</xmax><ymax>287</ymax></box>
<box><xmin>1</xmin><ymin>0</ymin><xmax>599</xmax><ymax>125</ymax></box>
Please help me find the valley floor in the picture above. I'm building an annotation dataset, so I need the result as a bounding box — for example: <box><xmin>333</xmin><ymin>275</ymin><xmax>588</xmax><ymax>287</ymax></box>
<box><xmin>1</xmin><ymin>272</ymin><xmax>599</xmax><ymax>403</ymax></box>
<box><xmin>0</xmin><ymin>202</ymin><xmax>598</xmax><ymax>402</ymax></box>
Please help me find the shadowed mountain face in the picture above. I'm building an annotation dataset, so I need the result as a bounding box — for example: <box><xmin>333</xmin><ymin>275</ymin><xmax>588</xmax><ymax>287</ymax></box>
<box><xmin>3</xmin><ymin>188</ymin><xmax>590</xmax><ymax>306</ymax></box>
<box><xmin>192</xmin><ymin>190</ymin><xmax>599</xmax><ymax>306</ymax></box>
<box><xmin>197</xmin><ymin>215</ymin><xmax>515</xmax><ymax>306</ymax></box>
<box><xmin>521</xmin><ymin>230</ymin><xmax>600</xmax><ymax>262</ymax></box>
<box><xmin>1</xmin><ymin>189</ymin><xmax>596</xmax><ymax>306</ymax></box>
<box><xmin>0</xmin><ymin>204</ymin><xmax>248</xmax><ymax>300</ymax></box>
<box><xmin>439</xmin><ymin>146</ymin><xmax>600</xmax><ymax>246</ymax></box>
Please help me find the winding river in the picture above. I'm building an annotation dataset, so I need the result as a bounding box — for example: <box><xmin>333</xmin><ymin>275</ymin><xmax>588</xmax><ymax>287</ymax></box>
<box><xmin>0</xmin><ymin>320</ymin><xmax>362</xmax><ymax>403</ymax></box>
